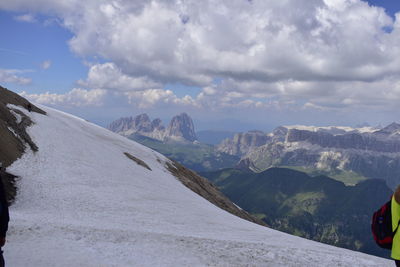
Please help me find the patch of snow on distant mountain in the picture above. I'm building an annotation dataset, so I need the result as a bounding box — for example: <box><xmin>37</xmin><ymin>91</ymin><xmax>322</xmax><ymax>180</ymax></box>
<box><xmin>284</xmin><ymin>125</ymin><xmax>378</xmax><ymax>135</ymax></box>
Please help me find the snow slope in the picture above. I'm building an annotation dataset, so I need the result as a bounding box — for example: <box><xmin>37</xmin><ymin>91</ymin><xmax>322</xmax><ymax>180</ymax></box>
<box><xmin>5</xmin><ymin>105</ymin><xmax>391</xmax><ymax>266</ymax></box>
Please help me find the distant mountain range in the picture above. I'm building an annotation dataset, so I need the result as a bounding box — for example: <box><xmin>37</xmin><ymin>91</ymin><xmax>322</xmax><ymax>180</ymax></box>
<box><xmin>109</xmin><ymin>113</ymin><xmax>400</xmax><ymax>188</ymax></box>
<box><xmin>218</xmin><ymin>124</ymin><xmax>400</xmax><ymax>188</ymax></box>
<box><xmin>108</xmin><ymin>114</ymin><xmax>239</xmax><ymax>172</ymax></box>
<box><xmin>108</xmin><ymin>112</ymin><xmax>197</xmax><ymax>143</ymax></box>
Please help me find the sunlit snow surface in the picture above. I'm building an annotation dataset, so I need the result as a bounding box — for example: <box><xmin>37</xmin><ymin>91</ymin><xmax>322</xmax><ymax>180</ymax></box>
<box><xmin>5</xmin><ymin>105</ymin><xmax>391</xmax><ymax>266</ymax></box>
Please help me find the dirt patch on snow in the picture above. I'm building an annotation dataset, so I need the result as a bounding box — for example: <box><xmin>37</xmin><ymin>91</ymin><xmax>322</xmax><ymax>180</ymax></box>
<box><xmin>124</xmin><ymin>152</ymin><xmax>152</xmax><ymax>171</ymax></box>
<box><xmin>166</xmin><ymin>160</ymin><xmax>266</xmax><ymax>227</ymax></box>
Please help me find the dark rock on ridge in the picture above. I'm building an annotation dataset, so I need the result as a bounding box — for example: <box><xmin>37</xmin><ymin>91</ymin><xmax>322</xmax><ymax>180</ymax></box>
<box><xmin>0</xmin><ymin>85</ymin><xmax>45</xmax><ymax>167</ymax></box>
<box><xmin>0</xmin><ymin>85</ymin><xmax>46</xmax><ymax>204</ymax></box>
<box><xmin>165</xmin><ymin>113</ymin><xmax>197</xmax><ymax>142</ymax></box>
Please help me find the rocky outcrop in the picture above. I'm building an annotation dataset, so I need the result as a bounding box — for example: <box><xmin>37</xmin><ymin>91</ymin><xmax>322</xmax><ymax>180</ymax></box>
<box><xmin>286</xmin><ymin>129</ymin><xmax>400</xmax><ymax>153</ymax></box>
<box><xmin>108</xmin><ymin>112</ymin><xmax>197</xmax><ymax>143</ymax></box>
<box><xmin>0</xmin><ymin>85</ymin><xmax>46</xmax><ymax>204</ymax></box>
<box><xmin>165</xmin><ymin>113</ymin><xmax>197</xmax><ymax>142</ymax></box>
<box><xmin>217</xmin><ymin>131</ymin><xmax>270</xmax><ymax>156</ymax></box>
<box><xmin>108</xmin><ymin>114</ymin><xmax>154</xmax><ymax>133</ymax></box>
<box><xmin>221</xmin><ymin>124</ymin><xmax>400</xmax><ymax>189</ymax></box>
<box><xmin>0</xmin><ymin>86</ymin><xmax>45</xmax><ymax>167</ymax></box>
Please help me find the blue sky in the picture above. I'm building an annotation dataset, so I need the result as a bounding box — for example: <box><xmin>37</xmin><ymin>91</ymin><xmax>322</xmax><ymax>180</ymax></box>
<box><xmin>367</xmin><ymin>0</ymin><xmax>400</xmax><ymax>18</ymax></box>
<box><xmin>0</xmin><ymin>11</ymin><xmax>87</xmax><ymax>93</ymax></box>
<box><xmin>1</xmin><ymin>0</ymin><xmax>400</xmax><ymax>131</ymax></box>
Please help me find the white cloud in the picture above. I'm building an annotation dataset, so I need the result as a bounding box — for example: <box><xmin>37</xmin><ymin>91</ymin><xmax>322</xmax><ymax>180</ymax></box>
<box><xmin>41</xmin><ymin>60</ymin><xmax>52</xmax><ymax>70</ymax></box>
<box><xmin>125</xmin><ymin>89</ymin><xmax>197</xmax><ymax>108</ymax></box>
<box><xmin>3</xmin><ymin>0</ymin><xmax>400</xmax><ymax>115</ymax></box>
<box><xmin>19</xmin><ymin>87</ymin><xmax>197</xmax><ymax>110</ymax></box>
<box><xmin>78</xmin><ymin>63</ymin><xmax>161</xmax><ymax>91</ymax></box>
<box><xmin>14</xmin><ymin>14</ymin><xmax>36</xmax><ymax>23</ymax></box>
<box><xmin>0</xmin><ymin>69</ymin><xmax>31</xmax><ymax>85</ymax></box>
<box><xmin>20</xmin><ymin>88</ymin><xmax>107</xmax><ymax>107</ymax></box>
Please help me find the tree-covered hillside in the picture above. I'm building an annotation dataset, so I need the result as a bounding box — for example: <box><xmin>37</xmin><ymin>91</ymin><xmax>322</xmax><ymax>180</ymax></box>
<box><xmin>202</xmin><ymin>167</ymin><xmax>393</xmax><ymax>258</ymax></box>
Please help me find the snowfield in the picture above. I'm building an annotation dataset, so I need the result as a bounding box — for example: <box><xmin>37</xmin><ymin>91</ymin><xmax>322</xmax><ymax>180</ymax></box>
<box><xmin>5</xmin><ymin>105</ymin><xmax>392</xmax><ymax>266</ymax></box>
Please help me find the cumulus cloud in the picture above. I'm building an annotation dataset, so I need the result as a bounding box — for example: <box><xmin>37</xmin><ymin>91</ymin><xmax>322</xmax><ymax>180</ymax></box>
<box><xmin>78</xmin><ymin>62</ymin><xmax>161</xmax><ymax>91</ymax></box>
<box><xmin>3</xmin><ymin>0</ymin><xmax>400</xmax><ymax>113</ymax></box>
<box><xmin>0</xmin><ymin>69</ymin><xmax>31</xmax><ymax>85</ymax></box>
<box><xmin>63</xmin><ymin>0</ymin><xmax>397</xmax><ymax>83</ymax></box>
<box><xmin>125</xmin><ymin>89</ymin><xmax>197</xmax><ymax>108</ymax></box>
<box><xmin>20</xmin><ymin>88</ymin><xmax>107</xmax><ymax>107</ymax></box>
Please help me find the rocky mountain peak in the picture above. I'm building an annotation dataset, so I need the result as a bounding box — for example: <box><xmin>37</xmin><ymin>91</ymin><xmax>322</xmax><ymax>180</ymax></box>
<box><xmin>151</xmin><ymin>118</ymin><xmax>165</xmax><ymax>131</ymax></box>
<box><xmin>109</xmin><ymin>112</ymin><xmax>197</xmax><ymax>142</ymax></box>
<box><xmin>133</xmin><ymin>113</ymin><xmax>152</xmax><ymax>132</ymax></box>
<box><xmin>376</xmin><ymin>122</ymin><xmax>400</xmax><ymax>135</ymax></box>
<box><xmin>107</xmin><ymin>117</ymin><xmax>134</xmax><ymax>132</ymax></box>
<box><xmin>166</xmin><ymin>113</ymin><xmax>197</xmax><ymax>142</ymax></box>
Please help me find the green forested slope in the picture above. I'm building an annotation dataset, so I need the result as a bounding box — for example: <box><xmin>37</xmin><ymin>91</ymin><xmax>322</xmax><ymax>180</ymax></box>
<box><xmin>202</xmin><ymin>167</ymin><xmax>393</xmax><ymax>258</ymax></box>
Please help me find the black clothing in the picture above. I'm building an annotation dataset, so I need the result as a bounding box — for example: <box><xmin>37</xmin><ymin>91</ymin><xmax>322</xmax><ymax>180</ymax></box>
<box><xmin>0</xmin><ymin>250</ymin><xmax>4</xmax><ymax>267</ymax></box>
<box><xmin>0</xmin><ymin>175</ymin><xmax>9</xmax><ymax>238</ymax></box>
<box><xmin>0</xmin><ymin>171</ymin><xmax>8</xmax><ymax>267</ymax></box>
<box><xmin>396</xmin><ymin>260</ymin><xmax>400</xmax><ymax>267</ymax></box>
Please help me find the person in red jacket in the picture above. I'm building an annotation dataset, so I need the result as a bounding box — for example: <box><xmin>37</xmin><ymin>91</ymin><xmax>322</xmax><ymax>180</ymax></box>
<box><xmin>0</xmin><ymin>166</ymin><xmax>9</xmax><ymax>267</ymax></box>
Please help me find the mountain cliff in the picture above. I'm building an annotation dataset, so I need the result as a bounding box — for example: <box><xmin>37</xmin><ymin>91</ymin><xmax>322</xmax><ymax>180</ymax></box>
<box><xmin>217</xmin><ymin>130</ymin><xmax>270</xmax><ymax>156</ymax></box>
<box><xmin>108</xmin><ymin>112</ymin><xmax>197</xmax><ymax>143</ymax></box>
<box><xmin>220</xmin><ymin>125</ymin><xmax>400</xmax><ymax>188</ymax></box>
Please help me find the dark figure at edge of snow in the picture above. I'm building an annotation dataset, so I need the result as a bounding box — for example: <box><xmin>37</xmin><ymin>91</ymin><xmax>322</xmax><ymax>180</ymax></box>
<box><xmin>27</xmin><ymin>103</ymin><xmax>32</xmax><ymax>112</ymax></box>
<box><xmin>0</xmin><ymin>166</ymin><xmax>9</xmax><ymax>267</ymax></box>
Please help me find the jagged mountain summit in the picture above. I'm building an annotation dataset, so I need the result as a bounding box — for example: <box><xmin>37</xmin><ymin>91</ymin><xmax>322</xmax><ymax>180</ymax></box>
<box><xmin>218</xmin><ymin>124</ymin><xmax>400</xmax><ymax>188</ymax></box>
<box><xmin>0</xmin><ymin>86</ymin><xmax>391</xmax><ymax>266</ymax></box>
<box><xmin>375</xmin><ymin>122</ymin><xmax>400</xmax><ymax>136</ymax></box>
<box><xmin>108</xmin><ymin>112</ymin><xmax>197</xmax><ymax>143</ymax></box>
<box><xmin>165</xmin><ymin>112</ymin><xmax>197</xmax><ymax>142</ymax></box>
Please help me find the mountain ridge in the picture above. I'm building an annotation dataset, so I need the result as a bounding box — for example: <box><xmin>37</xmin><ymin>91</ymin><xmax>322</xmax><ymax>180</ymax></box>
<box><xmin>108</xmin><ymin>112</ymin><xmax>197</xmax><ymax>143</ymax></box>
<box><xmin>217</xmin><ymin>124</ymin><xmax>400</xmax><ymax>188</ymax></box>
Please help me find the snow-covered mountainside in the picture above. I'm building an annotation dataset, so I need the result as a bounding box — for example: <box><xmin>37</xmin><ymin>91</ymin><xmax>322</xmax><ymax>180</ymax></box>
<box><xmin>5</xmin><ymin>105</ymin><xmax>391</xmax><ymax>266</ymax></box>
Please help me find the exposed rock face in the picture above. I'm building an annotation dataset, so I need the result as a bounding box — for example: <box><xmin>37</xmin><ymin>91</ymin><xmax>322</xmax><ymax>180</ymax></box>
<box><xmin>165</xmin><ymin>113</ymin><xmax>197</xmax><ymax>142</ymax></box>
<box><xmin>108</xmin><ymin>112</ymin><xmax>197</xmax><ymax>143</ymax></box>
<box><xmin>217</xmin><ymin>131</ymin><xmax>270</xmax><ymax>156</ymax></box>
<box><xmin>0</xmin><ymin>85</ymin><xmax>46</xmax><ymax>204</ymax></box>
<box><xmin>221</xmin><ymin>124</ymin><xmax>400</xmax><ymax>189</ymax></box>
<box><xmin>108</xmin><ymin>114</ymin><xmax>153</xmax><ymax>134</ymax></box>
<box><xmin>133</xmin><ymin>114</ymin><xmax>153</xmax><ymax>132</ymax></box>
<box><xmin>151</xmin><ymin>118</ymin><xmax>164</xmax><ymax>131</ymax></box>
<box><xmin>0</xmin><ymin>86</ymin><xmax>45</xmax><ymax>167</ymax></box>
<box><xmin>375</xmin><ymin>122</ymin><xmax>400</xmax><ymax>136</ymax></box>
<box><xmin>286</xmin><ymin>129</ymin><xmax>400</xmax><ymax>153</ymax></box>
